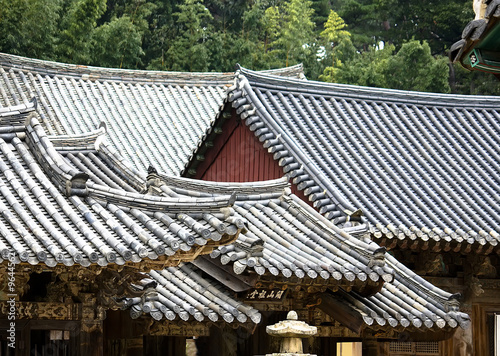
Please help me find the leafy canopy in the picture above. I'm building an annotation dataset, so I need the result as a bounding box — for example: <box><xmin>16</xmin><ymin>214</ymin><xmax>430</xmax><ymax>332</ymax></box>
<box><xmin>0</xmin><ymin>0</ymin><xmax>496</xmax><ymax>94</ymax></box>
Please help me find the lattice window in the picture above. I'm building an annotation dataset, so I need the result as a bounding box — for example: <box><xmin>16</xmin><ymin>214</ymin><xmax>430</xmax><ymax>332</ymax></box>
<box><xmin>389</xmin><ymin>341</ymin><xmax>440</xmax><ymax>355</ymax></box>
<box><xmin>390</xmin><ymin>342</ymin><xmax>413</xmax><ymax>353</ymax></box>
<box><xmin>415</xmin><ymin>342</ymin><xmax>439</xmax><ymax>354</ymax></box>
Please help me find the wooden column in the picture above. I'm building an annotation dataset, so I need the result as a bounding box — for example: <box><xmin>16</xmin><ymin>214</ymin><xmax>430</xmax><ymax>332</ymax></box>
<box><xmin>197</xmin><ymin>326</ymin><xmax>238</xmax><ymax>356</ymax></box>
<box><xmin>126</xmin><ymin>337</ymin><xmax>144</xmax><ymax>356</ymax></box>
<box><xmin>144</xmin><ymin>335</ymin><xmax>186</xmax><ymax>356</ymax></box>
<box><xmin>80</xmin><ymin>294</ymin><xmax>105</xmax><ymax>356</ymax></box>
<box><xmin>80</xmin><ymin>320</ymin><xmax>104</xmax><ymax>356</ymax></box>
<box><xmin>362</xmin><ymin>339</ymin><xmax>382</xmax><ymax>356</ymax></box>
<box><xmin>103</xmin><ymin>309</ymin><xmax>154</xmax><ymax>356</ymax></box>
<box><xmin>318</xmin><ymin>338</ymin><xmax>338</xmax><ymax>356</ymax></box>
<box><xmin>18</xmin><ymin>321</ymin><xmax>30</xmax><ymax>356</ymax></box>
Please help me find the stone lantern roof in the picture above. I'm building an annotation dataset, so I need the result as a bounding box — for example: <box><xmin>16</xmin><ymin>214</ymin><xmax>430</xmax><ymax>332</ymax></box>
<box><xmin>266</xmin><ymin>310</ymin><xmax>318</xmax><ymax>356</ymax></box>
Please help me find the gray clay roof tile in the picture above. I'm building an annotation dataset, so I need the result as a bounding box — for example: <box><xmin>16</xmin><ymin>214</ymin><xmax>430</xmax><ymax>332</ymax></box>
<box><xmin>0</xmin><ymin>53</ymin><xmax>305</xmax><ymax>175</ymax></box>
<box><xmin>94</xmin><ymin>152</ymin><xmax>468</xmax><ymax>330</ymax></box>
<box><xmin>0</xmin><ymin>53</ymin><xmax>471</xmax><ymax>330</ymax></box>
<box><xmin>0</xmin><ymin>102</ymin><xmax>245</xmax><ymax>267</ymax></box>
<box><xmin>225</xmin><ymin>66</ymin><xmax>500</xmax><ymax>249</ymax></box>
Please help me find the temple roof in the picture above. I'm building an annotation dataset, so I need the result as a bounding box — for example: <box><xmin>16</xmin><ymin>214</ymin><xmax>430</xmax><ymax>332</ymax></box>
<box><xmin>126</xmin><ymin>259</ymin><xmax>470</xmax><ymax>332</ymax></box>
<box><xmin>0</xmin><ymin>102</ymin><xmax>245</xmax><ymax>268</ymax></box>
<box><xmin>0</xmin><ymin>52</ymin><xmax>304</xmax><ymax>175</ymax></box>
<box><xmin>90</xmin><ymin>150</ymin><xmax>468</xmax><ymax>332</ymax></box>
<box><xmin>124</xmin><ymin>263</ymin><xmax>263</xmax><ymax>324</ymax></box>
<box><xmin>0</xmin><ymin>53</ymin><xmax>472</xmax><ymax>333</ymax></box>
<box><xmin>337</xmin><ymin>253</ymin><xmax>469</xmax><ymax>332</ymax></box>
<box><xmin>65</xmin><ymin>143</ymin><xmax>393</xmax><ymax>288</ymax></box>
<box><xmin>221</xmin><ymin>66</ymin><xmax>500</xmax><ymax>252</ymax></box>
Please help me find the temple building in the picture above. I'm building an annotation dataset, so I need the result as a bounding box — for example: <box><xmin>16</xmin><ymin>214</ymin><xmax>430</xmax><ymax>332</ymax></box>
<box><xmin>1</xmin><ymin>52</ymin><xmax>498</xmax><ymax>355</ymax></box>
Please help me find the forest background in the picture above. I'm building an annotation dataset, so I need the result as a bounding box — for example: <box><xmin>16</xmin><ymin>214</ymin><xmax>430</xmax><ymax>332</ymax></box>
<box><xmin>1</xmin><ymin>0</ymin><xmax>498</xmax><ymax>95</ymax></box>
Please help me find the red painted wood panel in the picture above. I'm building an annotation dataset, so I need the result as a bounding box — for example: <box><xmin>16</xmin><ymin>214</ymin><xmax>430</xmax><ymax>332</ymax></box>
<box><xmin>195</xmin><ymin>115</ymin><xmax>312</xmax><ymax>207</ymax></box>
<box><xmin>200</xmin><ymin>123</ymin><xmax>280</xmax><ymax>182</ymax></box>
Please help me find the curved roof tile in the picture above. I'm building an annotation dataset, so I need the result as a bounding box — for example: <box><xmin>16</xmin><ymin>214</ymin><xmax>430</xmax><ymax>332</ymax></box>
<box><xmin>128</xmin><ymin>166</ymin><xmax>470</xmax><ymax>331</ymax></box>
<box><xmin>125</xmin><ymin>264</ymin><xmax>262</xmax><ymax>324</ymax></box>
<box><xmin>55</xmin><ymin>117</ymin><xmax>470</xmax><ymax>331</ymax></box>
<box><xmin>0</xmin><ymin>53</ymin><xmax>232</xmax><ymax>175</ymax></box>
<box><xmin>0</xmin><ymin>103</ymin><xmax>243</xmax><ymax>268</ymax></box>
<box><xmin>0</xmin><ymin>54</ymin><xmax>471</xmax><ymax>331</ymax></box>
<box><xmin>226</xmin><ymin>66</ymin><xmax>500</xmax><ymax>250</ymax></box>
<box><xmin>0</xmin><ymin>53</ymin><xmax>305</xmax><ymax>176</ymax></box>
<box><xmin>146</xmin><ymin>171</ymin><xmax>392</xmax><ymax>285</ymax></box>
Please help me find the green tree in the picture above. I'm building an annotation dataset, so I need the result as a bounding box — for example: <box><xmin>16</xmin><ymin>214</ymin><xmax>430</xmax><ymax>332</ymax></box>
<box><xmin>208</xmin><ymin>31</ymin><xmax>255</xmax><ymax>72</ymax></box>
<box><xmin>260</xmin><ymin>5</ymin><xmax>283</xmax><ymax>67</ymax></box>
<box><xmin>280</xmin><ymin>0</ymin><xmax>315</xmax><ymax>66</ymax></box>
<box><xmin>328</xmin><ymin>43</ymin><xmax>393</xmax><ymax>87</ymax></box>
<box><xmin>204</xmin><ymin>0</ymin><xmax>248</xmax><ymax>33</ymax></box>
<box><xmin>57</xmin><ymin>0</ymin><xmax>107</xmax><ymax>64</ymax></box>
<box><xmin>330</xmin><ymin>0</ymin><xmax>382</xmax><ymax>51</ymax></box>
<box><xmin>262</xmin><ymin>0</ymin><xmax>316</xmax><ymax>67</ymax></box>
<box><xmin>328</xmin><ymin>40</ymin><xmax>450</xmax><ymax>93</ymax></box>
<box><xmin>0</xmin><ymin>0</ymin><xmax>62</xmax><ymax>59</ymax></box>
<box><xmin>374</xmin><ymin>0</ymin><xmax>473</xmax><ymax>55</ymax></box>
<box><xmin>90</xmin><ymin>0</ymin><xmax>157</xmax><ymax>69</ymax></box>
<box><xmin>311</xmin><ymin>0</ymin><xmax>331</xmax><ymax>29</ymax></box>
<box><xmin>384</xmin><ymin>40</ymin><xmax>450</xmax><ymax>92</ymax></box>
<box><xmin>91</xmin><ymin>16</ymin><xmax>145</xmax><ymax>68</ymax></box>
<box><xmin>319</xmin><ymin>10</ymin><xmax>354</xmax><ymax>81</ymax></box>
<box><xmin>164</xmin><ymin>0</ymin><xmax>213</xmax><ymax>71</ymax></box>
<box><xmin>332</xmin><ymin>0</ymin><xmax>473</xmax><ymax>56</ymax></box>
<box><xmin>141</xmin><ymin>0</ymin><xmax>176</xmax><ymax>69</ymax></box>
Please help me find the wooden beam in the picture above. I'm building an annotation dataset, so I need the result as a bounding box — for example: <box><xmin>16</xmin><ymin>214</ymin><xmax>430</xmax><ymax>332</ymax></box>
<box><xmin>191</xmin><ymin>255</ymin><xmax>257</xmax><ymax>292</ymax></box>
<box><xmin>317</xmin><ymin>293</ymin><xmax>365</xmax><ymax>334</ymax></box>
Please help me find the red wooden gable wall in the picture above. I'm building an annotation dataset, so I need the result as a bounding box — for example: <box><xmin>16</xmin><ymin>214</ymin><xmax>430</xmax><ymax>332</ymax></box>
<box><xmin>192</xmin><ymin>112</ymin><xmax>311</xmax><ymax>205</ymax></box>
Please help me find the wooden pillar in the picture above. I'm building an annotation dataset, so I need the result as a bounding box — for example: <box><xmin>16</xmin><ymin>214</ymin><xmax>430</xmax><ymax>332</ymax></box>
<box><xmin>18</xmin><ymin>321</ymin><xmax>30</xmax><ymax>356</ymax></box>
<box><xmin>441</xmin><ymin>303</ymin><xmax>473</xmax><ymax>356</ymax></box>
<box><xmin>456</xmin><ymin>258</ymin><xmax>475</xmax><ymax>356</ymax></box>
<box><xmin>362</xmin><ymin>339</ymin><xmax>382</xmax><ymax>356</ymax></box>
<box><xmin>80</xmin><ymin>320</ymin><xmax>104</xmax><ymax>356</ymax></box>
<box><xmin>318</xmin><ymin>338</ymin><xmax>338</xmax><ymax>356</ymax></box>
<box><xmin>80</xmin><ymin>293</ymin><xmax>105</xmax><ymax>356</ymax></box>
<box><xmin>447</xmin><ymin>326</ymin><xmax>473</xmax><ymax>356</ymax></box>
<box><xmin>196</xmin><ymin>325</ymin><xmax>238</xmax><ymax>356</ymax></box>
<box><xmin>144</xmin><ymin>335</ymin><xmax>186</xmax><ymax>356</ymax></box>
<box><xmin>126</xmin><ymin>337</ymin><xmax>144</xmax><ymax>356</ymax></box>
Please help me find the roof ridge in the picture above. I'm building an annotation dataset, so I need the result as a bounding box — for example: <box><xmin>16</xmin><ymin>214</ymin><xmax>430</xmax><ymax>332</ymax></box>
<box><xmin>228</xmin><ymin>72</ymin><xmax>359</xmax><ymax>222</ymax></box>
<box><xmin>244</xmin><ymin>63</ymin><xmax>306</xmax><ymax>79</ymax></box>
<box><xmin>86</xmin><ymin>181</ymin><xmax>237</xmax><ymax>214</ymax></box>
<box><xmin>26</xmin><ymin>115</ymin><xmax>89</xmax><ymax>196</ymax></box>
<box><xmin>93</xmin><ymin>139</ymin><xmax>147</xmax><ymax>191</ymax></box>
<box><xmin>0</xmin><ymin>120</ymin><xmax>246</xmax><ymax>267</ymax></box>
<box><xmin>237</xmin><ymin>66</ymin><xmax>500</xmax><ymax>108</ymax></box>
<box><xmin>0</xmin><ymin>52</ymin><xmax>234</xmax><ymax>84</ymax></box>
<box><xmin>48</xmin><ymin>122</ymin><xmax>107</xmax><ymax>151</ymax></box>
<box><xmin>151</xmin><ymin>171</ymin><xmax>290</xmax><ymax>197</ymax></box>
<box><xmin>26</xmin><ymin>115</ymin><xmax>237</xmax><ymax>214</ymax></box>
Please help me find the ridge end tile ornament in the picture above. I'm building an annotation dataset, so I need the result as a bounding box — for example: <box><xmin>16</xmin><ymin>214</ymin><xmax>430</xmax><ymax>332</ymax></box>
<box><xmin>450</xmin><ymin>0</ymin><xmax>500</xmax><ymax>75</ymax></box>
<box><xmin>265</xmin><ymin>310</ymin><xmax>317</xmax><ymax>356</ymax></box>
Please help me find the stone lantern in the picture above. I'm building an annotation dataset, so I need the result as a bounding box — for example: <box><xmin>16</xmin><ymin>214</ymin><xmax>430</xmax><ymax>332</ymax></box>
<box><xmin>265</xmin><ymin>310</ymin><xmax>318</xmax><ymax>356</ymax></box>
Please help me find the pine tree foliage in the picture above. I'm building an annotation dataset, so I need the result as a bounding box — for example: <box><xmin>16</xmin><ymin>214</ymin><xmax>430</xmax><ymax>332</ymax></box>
<box><xmin>57</xmin><ymin>0</ymin><xmax>107</xmax><ymax>63</ymax></box>
<box><xmin>0</xmin><ymin>0</ymin><xmax>498</xmax><ymax>94</ymax></box>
